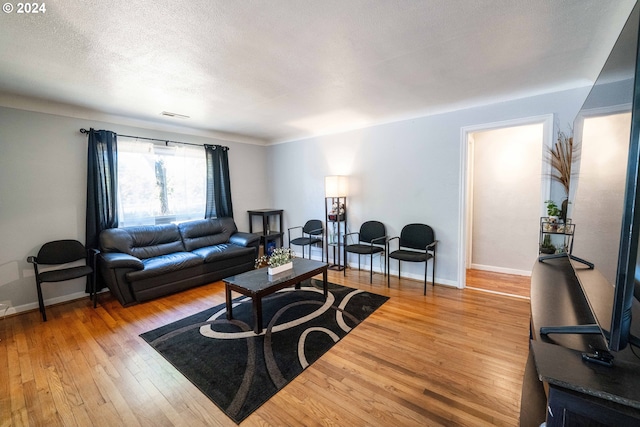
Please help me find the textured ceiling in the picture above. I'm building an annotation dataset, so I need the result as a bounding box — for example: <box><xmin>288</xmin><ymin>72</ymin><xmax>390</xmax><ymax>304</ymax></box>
<box><xmin>0</xmin><ymin>0</ymin><xmax>636</xmax><ymax>143</ymax></box>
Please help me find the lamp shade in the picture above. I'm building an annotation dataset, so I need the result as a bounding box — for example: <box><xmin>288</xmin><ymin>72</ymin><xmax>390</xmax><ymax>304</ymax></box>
<box><xmin>325</xmin><ymin>175</ymin><xmax>348</xmax><ymax>197</ymax></box>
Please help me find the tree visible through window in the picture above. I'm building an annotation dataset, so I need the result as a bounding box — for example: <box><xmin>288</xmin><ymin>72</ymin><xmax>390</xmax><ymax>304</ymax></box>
<box><xmin>117</xmin><ymin>138</ymin><xmax>206</xmax><ymax>226</ymax></box>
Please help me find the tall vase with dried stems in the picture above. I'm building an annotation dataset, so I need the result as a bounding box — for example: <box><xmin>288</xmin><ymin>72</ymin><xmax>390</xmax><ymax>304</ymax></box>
<box><xmin>547</xmin><ymin>129</ymin><xmax>578</xmax><ymax>221</ymax></box>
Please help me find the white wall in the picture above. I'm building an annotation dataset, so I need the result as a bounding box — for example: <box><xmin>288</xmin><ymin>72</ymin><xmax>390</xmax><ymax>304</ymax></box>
<box><xmin>0</xmin><ymin>85</ymin><xmax>590</xmax><ymax>313</ymax></box>
<box><xmin>470</xmin><ymin>124</ymin><xmax>543</xmax><ymax>275</ymax></box>
<box><xmin>268</xmin><ymin>87</ymin><xmax>589</xmax><ymax>287</ymax></box>
<box><xmin>0</xmin><ymin>106</ymin><xmax>269</xmax><ymax>314</ymax></box>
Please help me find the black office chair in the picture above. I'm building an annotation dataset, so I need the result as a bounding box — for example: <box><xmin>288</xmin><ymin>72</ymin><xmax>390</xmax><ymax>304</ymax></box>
<box><xmin>387</xmin><ymin>223</ymin><xmax>437</xmax><ymax>295</ymax></box>
<box><xmin>288</xmin><ymin>219</ymin><xmax>324</xmax><ymax>261</ymax></box>
<box><xmin>344</xmin><ymin>220</ymin><xmax>387</xmax><ymax>283</ymax></box>
<box><xmin>27</xmin><ymin>240</ymin><xmax>98</xmax><ymax>321</ymax></box>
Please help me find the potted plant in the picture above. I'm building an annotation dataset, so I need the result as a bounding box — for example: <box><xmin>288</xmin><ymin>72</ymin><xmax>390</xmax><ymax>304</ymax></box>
<box><xmin>545</xmin><ymin>200</ymin><xmax>562</xmax><ymax>231</ymax></box>
<box><xmin>545</xmin><ymin>200</ymin><xmax>561</xmax><ymax>218</ymax></box>
<box><xmin>255</xmin><ymin>247</ymin><xmax>296</xmax><ymax>275</ymax></box>
<box><xmin>539</xmin><ymin>234</ymin><xmax>556</xmax><ymax>254</ymax></box>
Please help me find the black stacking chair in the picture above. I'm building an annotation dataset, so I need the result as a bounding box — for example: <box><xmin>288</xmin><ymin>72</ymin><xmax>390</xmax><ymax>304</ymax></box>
<box><xmin>27</xmin><ymin>240</ymin><xmax>97</xmax><ymax>321</ymax></box>
<box><xmin>387</xmin><ymin>223</ymin><xmax>437</xmax><ymax>295</ymax></box>
<box><xmin>344</xmin><ymin>220</ymin><xmax>387</xmax><ymax>283</ymax></box>
<box><xmin>288</xmin><ymin>219</ymin><xmax>324</xmax><ymax>261</ymax></box>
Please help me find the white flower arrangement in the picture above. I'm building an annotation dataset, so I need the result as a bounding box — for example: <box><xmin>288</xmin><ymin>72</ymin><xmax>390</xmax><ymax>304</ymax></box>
<box><xmin>255</xmin><ymin>247</ymin><xmax>296</xmax><ymax>269</ymax></box>
<box><xmin>330</xmin><ymin>202</ymin><xmax>346</xmax><ymax>215</ymax></box>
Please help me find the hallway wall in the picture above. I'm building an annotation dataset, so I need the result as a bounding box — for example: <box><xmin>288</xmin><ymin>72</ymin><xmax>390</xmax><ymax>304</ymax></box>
<box><xmin>470</xmin><ymin>123</ymin><xmax>544</xmax><ymax>275</ymax></box>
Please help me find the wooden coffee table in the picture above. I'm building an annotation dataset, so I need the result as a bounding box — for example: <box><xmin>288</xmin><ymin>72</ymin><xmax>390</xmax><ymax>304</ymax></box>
<box><xmin>223</xmin><ymin>258</ymin><xmax>329</xmax><ymax>334</ymax></box>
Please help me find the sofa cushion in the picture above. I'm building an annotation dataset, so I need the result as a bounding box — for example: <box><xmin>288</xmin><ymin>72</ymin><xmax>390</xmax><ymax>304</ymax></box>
<box><xmin>126</xmin><ymin>252</ymin><xmax>203</xmax><ymax>282</ymax></box>
<box><xmin>100</xmin><ymin>224</ymin><xmax>185</xmax><ymax>259</ymax></box>
<box><xmin>178</xmin><ymin>217</ymin><xmax>237</xmax><ymax>251</ymax></box>
<box><xmin>191</xmin><ymin>243</ymin><xmax>256</xmax><ymax>263</ymax></box>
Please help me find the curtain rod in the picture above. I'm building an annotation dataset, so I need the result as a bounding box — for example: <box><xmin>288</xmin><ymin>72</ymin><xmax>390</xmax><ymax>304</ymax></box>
<box><xmin>79</xmin><ymin>128</ymin><xmax>229</xmax><ymax>150</ymax></box>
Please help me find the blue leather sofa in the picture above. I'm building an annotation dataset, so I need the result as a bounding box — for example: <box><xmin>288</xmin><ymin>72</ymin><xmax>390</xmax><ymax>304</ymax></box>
<box><xmin>98</xmin><ymin>217</ymin><xmax>259</xmax><ymax>306</ymax></box>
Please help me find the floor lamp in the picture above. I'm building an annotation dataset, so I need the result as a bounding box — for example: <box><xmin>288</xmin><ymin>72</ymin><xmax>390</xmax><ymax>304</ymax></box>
<box><xmin>325</xmin><ymin>175</ymin><xmax>348</xmax><ymax>270</ymax></box>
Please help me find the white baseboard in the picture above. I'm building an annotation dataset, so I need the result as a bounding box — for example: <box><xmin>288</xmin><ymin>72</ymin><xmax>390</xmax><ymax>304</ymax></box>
<box><xmin>3</xmin><ymin>290</ymin><xmax>101</xmax><ymax>317</ymax></box>
<box><xmin>469</xmin><ymin>263</ymin><xmax>531</xmax><ymax>277</ymax></box>
<box><xmin>291</xmin><ymin>246</ymin><xmax>325</xmax><ymax>262</ymax></box>
<box><xmin>341</xmin><ymin>260</ymin><xmax>459</xmax><ymax>289</ymax></box>
<box><xmin>6</xmin><ymin>256</ymin><xmax>471</xmax><ymax>318</ymax></box>
<box><xmin>344</xmin><ymin>261</ymin><xmax>386</xmax><ymax>275</ymax></box>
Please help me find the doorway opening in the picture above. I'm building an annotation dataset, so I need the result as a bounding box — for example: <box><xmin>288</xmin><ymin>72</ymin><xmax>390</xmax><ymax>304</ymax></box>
<box><xmin>459</xmin><ymin>115</ymin><xmax>553</xmax><ymax>298</ymax></box>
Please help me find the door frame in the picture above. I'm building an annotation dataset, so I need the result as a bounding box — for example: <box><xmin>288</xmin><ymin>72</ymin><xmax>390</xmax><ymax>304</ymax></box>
<box><xmin>457</xmin><ymin>114</ymin><xmax>554</xmax><ymax>289</ymax></box>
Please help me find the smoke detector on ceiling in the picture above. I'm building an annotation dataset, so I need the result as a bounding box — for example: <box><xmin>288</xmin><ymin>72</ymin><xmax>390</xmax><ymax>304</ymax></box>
<box><xmin>161</xmin><ymin>111</ymin><xmax>190</xmax><ymax>119</ymax></box>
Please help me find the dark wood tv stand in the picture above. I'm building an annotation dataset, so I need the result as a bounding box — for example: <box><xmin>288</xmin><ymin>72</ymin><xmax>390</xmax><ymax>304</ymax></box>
<box><xmin>521</xmin><ymin>256</ymin><xmax>640</xmax><ymax>426</ymax></box>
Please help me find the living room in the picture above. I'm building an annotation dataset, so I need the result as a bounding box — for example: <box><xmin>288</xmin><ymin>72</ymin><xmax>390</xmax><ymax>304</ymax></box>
<box><xmin>1</xmin><ymin>1</ymin><xmax>638</xmax><ymax>426</ymax></box>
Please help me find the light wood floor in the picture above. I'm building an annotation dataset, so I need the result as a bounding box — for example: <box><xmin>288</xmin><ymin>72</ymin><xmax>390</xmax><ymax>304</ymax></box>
<box><xmin>1</xmin><ymin>269</ymin><xmax>531</xmax><ymax>426</ymax></box>
<box><xmin>466</xmin><ymin>269</ymin><xmax>531</xmax><ymax>299</ymax></box>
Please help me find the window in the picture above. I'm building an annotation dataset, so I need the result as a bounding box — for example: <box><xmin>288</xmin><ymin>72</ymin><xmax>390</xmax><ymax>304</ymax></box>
<box><xmin>117</xmin><ymin>138</ymin><xmax>206</xmax><ymax>226</ymax></box>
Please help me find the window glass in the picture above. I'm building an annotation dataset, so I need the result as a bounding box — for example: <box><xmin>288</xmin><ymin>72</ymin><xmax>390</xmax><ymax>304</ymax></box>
<box><xmin>117</xmin><ymin>138</ymin><xmax>206</xmax><ymax>226</ymax></box>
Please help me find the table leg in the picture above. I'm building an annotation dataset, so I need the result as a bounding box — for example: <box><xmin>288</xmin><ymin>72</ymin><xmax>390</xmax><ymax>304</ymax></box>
<box><xmin>253</xmin><ymin>295</ymin><xmax>262</xmax><ymax>334</ymax></box>
<box><xmin>225</xmin><ymin>285</ymin><xmax>233</xmax><ymax>320</ymax></box>
<box><xmin>323</xmin><ymin>268</ymin><xmax>328</xmax><ymax>297</ymax></box>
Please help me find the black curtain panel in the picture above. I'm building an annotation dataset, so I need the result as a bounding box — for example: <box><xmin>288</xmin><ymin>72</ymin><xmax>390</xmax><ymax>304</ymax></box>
<box><xmin>204</xmin><ymin>144</ymin><xmax>233</xmax><ymax>218</ymax></box>
<box><xmin>85</xmin><ymin>128</ymin><xmax>118</xmax><ymax>292</ymax></box>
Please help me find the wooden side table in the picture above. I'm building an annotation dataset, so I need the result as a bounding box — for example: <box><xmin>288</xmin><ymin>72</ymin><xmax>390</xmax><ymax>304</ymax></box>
<box><xmin>248</xmin><ymin>209</ymin><xmax>284</xmax><ymax>255</ymax></box>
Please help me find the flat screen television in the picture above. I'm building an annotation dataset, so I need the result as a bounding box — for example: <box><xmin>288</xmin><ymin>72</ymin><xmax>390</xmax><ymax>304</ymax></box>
<box><xmin>606</xmin><ymin>1</ymin><xmax>640</xmax><ymax>351</ymax></box>
<box><xmin>542</xmin><ymin>2</ymin><xmax>640</xmax><ymax>354</ymax></box>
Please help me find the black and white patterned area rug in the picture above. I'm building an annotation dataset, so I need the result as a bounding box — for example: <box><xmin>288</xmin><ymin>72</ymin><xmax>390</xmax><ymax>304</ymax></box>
<box><xmin>140</xmin><ymin>279</ymin><xmax>388</xmax><ymax>424</ymax></box>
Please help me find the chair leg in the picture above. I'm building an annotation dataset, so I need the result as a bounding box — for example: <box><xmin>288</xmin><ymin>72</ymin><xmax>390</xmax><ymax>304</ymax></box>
<box><xmin>35</xmin><ymin>280</ymin><xmax>46</xmax><ymax>322</ymax></box>
<box><xmin>344</xmin><ymin>248</ymin><xmax>347</xmax><ymax>277</ymax></box>
<box><xmin>424</xmin><ymin>262</ymin><xmax>428</xmax><ymax>296</ymax></box>
<box><xmin>369</xmin><ymin>255</ymin><xmax>373</xmax><ymax>284</ymax></box>
<box><xmin>432</xmin><ymin>256</ymin><xmax>436</xmax><ymax>287</ymax></box>
<box><xmin>384</xmin><ymin>252</ymin><xmax>387</xmax><ymax>277</ymax></box>
<box><xmin>343</xmin><ymin>240</ymin><xmax>347</xmax><ymax>277</ymax></box>
<box><xmin>387</xmin><ymin>257</ymin><xmax>391</xmax><ymax>287</ymax></box>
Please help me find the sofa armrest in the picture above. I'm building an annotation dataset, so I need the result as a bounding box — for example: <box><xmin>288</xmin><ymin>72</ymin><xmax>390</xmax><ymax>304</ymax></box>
<box><xmin>229</xmin><ymin>232</ymin><xmax>261</xmax><ymax>248</ymax></box>
<box><xmin>97</xmin><ymin>252</ymin><xmax>143</xmax><ymax>306</ymax></box>
<box><xmin>100</xmin><ymin>252</ymin><xmax>144</xmax><ymax>270</ymax></box>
